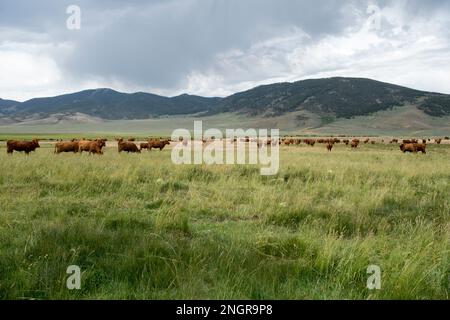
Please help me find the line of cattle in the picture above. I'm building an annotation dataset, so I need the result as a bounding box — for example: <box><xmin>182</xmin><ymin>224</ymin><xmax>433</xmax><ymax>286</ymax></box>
<box><xmin>3</xmin><ymin>136</ymin><xmax>449</xmax><ymax>155</ymax></box>
<box><xmin>281</xmin><ymin>137</ymin><xmax>450</xmax><ymax>153</ymax></box>
<box><xmin>281</xmin><ymin>137</ymin><xmax>448</xmax><ymax>153</ymax></box>
<box><xmin>5</xmin><ymin>138</ymin><xmax>170</xmax><ymax>155</ymax></box>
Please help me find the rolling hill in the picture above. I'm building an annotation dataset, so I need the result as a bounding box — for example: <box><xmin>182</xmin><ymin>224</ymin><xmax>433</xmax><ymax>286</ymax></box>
<box><xmin>212</xmin><ymin>77</ymin><xmax>450</xmax><ymax>118</ymax></box>
<box><xmin>1</xmin><ymin>77</ymin><xmax>449</xmax><ymax>134</ymax></box>
<box><xmin>0</xmin><ymin>98</ymin><xmax>20</xmax><ymax>113</ymax></box>
<box><xmin>5</xmin><ymin>89</ymin><xmax>220</xmax><ymax>120</ymax></box>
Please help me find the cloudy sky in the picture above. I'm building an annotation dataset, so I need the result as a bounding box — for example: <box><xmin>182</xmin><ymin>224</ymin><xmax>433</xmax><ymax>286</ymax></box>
<box><xmin>1</xmin><ymin>0</ymin><xmax>450</xmax><ymax>101</ymax></box>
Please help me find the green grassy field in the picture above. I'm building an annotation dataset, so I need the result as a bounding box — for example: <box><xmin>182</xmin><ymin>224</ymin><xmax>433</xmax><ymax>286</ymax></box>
<box><xmin>0</xmin><ymin>142</ymin><xmax>448</xmax><ymax>299</ymax></box>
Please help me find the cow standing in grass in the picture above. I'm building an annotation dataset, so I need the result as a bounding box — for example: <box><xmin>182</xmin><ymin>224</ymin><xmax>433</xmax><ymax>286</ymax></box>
<box><xmin>79</xmin><ymin>139</ymin><xmax>106</xmax><ymax>154</ymax></box>
<box><xmin>140</xmin><ymin>142</ymin><xmax>150</xmax><ymax>151</ymax></box>
<box><xmin>118</xmin><ymin>138</ymin><xmax>140</xmax><ymax>153</ymax></box>
<box><xmin>351</xmin><ymin>139</ymin><xmax>359</xmax><ymax>149</ymax></box>
<box><xmin>54</xmin><ymin>141</ymin><xmax>79</xmax><ymax>154</ymax></box>
<box><xmin>400</xmin><ymin>143</ymin><xmax>426</xmax><ymax>154</ymax></box>
<box><xmin>7</xmin><ymin>139</ymin><xmax>40</xmax><ymax>155</ymax></box>
<box><xmin>326</xmin><ymin>142</ymin><xmax>334</xmax><ymax>152</ymax></box>
<box><xmin>148</xmin><ymin>139</ymin><xmax>170</xmax><ymax>151</ymax></box>
<box><xmin>88</xmin><ymin>140</ymin><xmax>106</xmax><ymax>155</ymax></box>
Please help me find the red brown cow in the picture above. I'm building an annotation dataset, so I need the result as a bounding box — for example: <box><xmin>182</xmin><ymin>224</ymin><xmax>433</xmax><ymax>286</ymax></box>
<box><xmin>148</xmin><ymin>139</ymin><xmax>170</xmax><ymax>151</ymax></box>
<box><xmin>118</xmin><ymin>139</ymin><xmax>140</xmax><ymax>153</ymax></box>
<box><xmin>54</xmin><ymin>141</ymin><xmax>79</xmax><ymax>154</ymax></box>
<box><xmin>326</xmin><ymin>142</ymin><xmax>334</xmax><ymax>151</ymax></box>
<box><xmin>79</xmin><ymin>139</ymin><xmax>106</xmax><ymax>154</ymax></box>
<box><xmin>88</xmin><ymin>140</ymin><xmax>105</xmax><ymax>155</ymax></box>
<box><xmin>140</xmin><ymin>142</ymin><xmax>150</xmax><ymax>151</ymax></box>
<box><xmin>351</xmin><ymin>139</ymin><xmax>359</xmax><ymax>149</ymax></box>
<box><xmin>400</xmin><ymin>143</ymin><xmax>426</xmax><ymax>154</ymax></box>
<box><xmin>7</xmin><ymin>139</ymin><xmax>40</xmax><ymax>154</ymax></box>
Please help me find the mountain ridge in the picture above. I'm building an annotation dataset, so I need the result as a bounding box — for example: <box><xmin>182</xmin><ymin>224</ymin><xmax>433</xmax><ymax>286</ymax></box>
<box><xmin>2</xmin><ymin>77</ymin><xmax>450</xmax><ymax>121</ymax></box>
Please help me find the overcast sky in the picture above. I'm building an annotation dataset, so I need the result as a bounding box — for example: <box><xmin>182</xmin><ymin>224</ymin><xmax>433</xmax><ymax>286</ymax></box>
<box><xmin>1</xmin><ymin>0</ymin><xmax>450</xmax><ymax>101</ymax></box>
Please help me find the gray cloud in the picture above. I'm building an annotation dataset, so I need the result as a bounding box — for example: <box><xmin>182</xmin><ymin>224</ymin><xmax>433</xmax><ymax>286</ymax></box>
<box><xmin>1</xmin><ymin>0</ymin><xmax>450</xmax><ymax>100</ymax></box>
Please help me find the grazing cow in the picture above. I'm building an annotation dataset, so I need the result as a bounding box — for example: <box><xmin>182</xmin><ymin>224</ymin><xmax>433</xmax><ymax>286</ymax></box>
<box><xmin>303</xmin><ymin>139</ymin><xmax>316</xmax><ymax>146</ymax></box>
<box><xmin>118</xmin><ymin>139</ymin><xmax>140</xmax><ymax>153</ymax></box>
<box><xmin>390</xmin><ymin>139</ymin><xmax>398</xmax><ymax>144</ymax></box>
<box><xmin>6</xmin><ymin>139</ymin><xmax>40</xmax><ymax>155</ymax></box>
<box><xmin>445</xmin><ymin>136</ymin><xmax>449</xmax><ymax>140</ymax></box>
<box><xmin>351</xmin><ymin>139</ymin><xmax>359</xmax><ymax>149</ymax></box>
<box><xmin>435</xmin><ymin>138</ymin><xmax>442</xmax><ymax>144</ymax></box>
<box><xmin>364</xmin><ymin>138</ymin><xmax>370</xmax><ymax>144</ymax></box>
<box><xmin>128</xmin><ymin>137</ymin><xmax>136</xmax><ymax>142</ymax></box>
<box><xmin>79</xmin><ymin>139</ymin><xmax>106</xmax><ymax>154</ymax></box>
<box><xmin>343</xmin><ymin>139</ymin><xmax>350</xmax><ymax>145</ymax></box>
<box><xmin>140</xmin><ymin>142</ymin><xmax>150</xmax><ymax>151</ymax></box>
<box><xmin>78</xmin><ymin>140</ymin><xmax>91</xmax><ymax>152</ymax></box>
<box><xmin>148</xmin><ymin>139</ymin><xmax>170</xmax><ymax>151</ymax></box>
<box><xmin>88</xmin><ymin>140</ymin><xmax>105</xmax><ymax>155</ymax></box>
<box><xmin>400</xmin><ymin>143</ymin><xmax>426</xmax><ymax>154</ymax></box>
<box><xmin>326</xmin><ymin>142</ymin><xmax>334</xmax><ymax>151</ymax></box>
<box><xmin>54</xmin><ymin>141</ymin><xmax>79</xmax><ymax>154</ymax></box>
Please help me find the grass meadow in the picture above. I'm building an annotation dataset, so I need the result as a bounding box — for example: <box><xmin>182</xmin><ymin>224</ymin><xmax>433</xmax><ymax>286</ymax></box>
<box><xmin>0</xmin><ymin>141</ymin><xmax>448</xmax><ymax>299</ymax></box>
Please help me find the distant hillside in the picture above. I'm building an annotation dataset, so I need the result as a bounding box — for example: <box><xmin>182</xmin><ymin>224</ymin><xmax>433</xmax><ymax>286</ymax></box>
<box><xmin>10</xmin><ymin>89</ymin><xmax>220</xmax><ymax>120</ymax></box>
<box><xmin>1</xmin><ymin>77</ymin><xmax>450</xmax><ymax>122</ymax></box>
<box><xmin>0</xmin><ymin>98</ymin><xmax>20</xmax><ymax>115</ymax></box>
<box><xmin>212</xmin><ymin>77</ymin><xmax>450</xmax><ymax>118</ymax></box>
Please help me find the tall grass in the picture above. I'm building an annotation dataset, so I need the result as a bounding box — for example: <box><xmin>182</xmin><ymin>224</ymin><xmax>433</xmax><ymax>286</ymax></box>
<box><xmin>0</xmin><ymin>143</ymin><xmax>448</xmax><ymax>299</ymax></box>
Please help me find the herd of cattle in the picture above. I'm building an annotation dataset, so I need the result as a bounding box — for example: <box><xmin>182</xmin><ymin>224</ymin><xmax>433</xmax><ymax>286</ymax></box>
<box><xmin>3</xmin><ymin>136</ymin><xmax>449</xmax><ymax>155</ymax></box>
<box><xmin>5</xmin><ymin>137</ymin><xmax>171</xmax><ymax>155</ymax></box>
<box><xmin>279</xmin><ymin>137</ymin><xmax>448</xmax><ymax>154</ymax></box>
